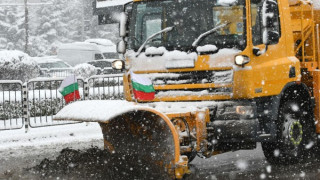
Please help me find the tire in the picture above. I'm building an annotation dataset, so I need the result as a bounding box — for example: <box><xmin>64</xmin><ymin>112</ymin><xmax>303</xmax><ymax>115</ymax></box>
<box><xmin>262</xmin><ymin>100</ymin><xmax>316</xmax><ymax>164</ymax></box>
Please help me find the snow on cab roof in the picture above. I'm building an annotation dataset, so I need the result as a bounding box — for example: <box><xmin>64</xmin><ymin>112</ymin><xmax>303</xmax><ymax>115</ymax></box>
<box><xmin>96</xmin><ymin>0</ymin><xmax>132</xmax><ymax>8</ymax></box>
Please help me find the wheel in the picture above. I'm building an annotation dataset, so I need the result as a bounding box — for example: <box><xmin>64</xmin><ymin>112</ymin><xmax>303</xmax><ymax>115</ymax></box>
<box><xmin>262</xmin><ymin>100</ymin><xmax>316</xmax><ymax>164</ymax></box>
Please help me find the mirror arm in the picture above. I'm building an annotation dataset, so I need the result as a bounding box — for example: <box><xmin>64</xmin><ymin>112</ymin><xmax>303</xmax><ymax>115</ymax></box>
<box><xmin>253</xmin><ymin>44</ymin><xmax>268</xmax><ymax>56</ymax></box>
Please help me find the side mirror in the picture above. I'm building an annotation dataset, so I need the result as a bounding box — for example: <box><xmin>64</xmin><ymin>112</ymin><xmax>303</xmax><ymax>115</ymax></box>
<box><xmin>262</xmin><ymin>0</ymin><xmax>277</xmax><ymax>28</ymax></box>
<box><xmin>117</xmin><ymin>40</ymin><xmax>126</xmax><ymax>54</ymax></box>
<box><xmin>261</xmin><ymin>0</ymin><xmax>280</xmax><ymax>45</ymax></box>
<box><xmin>263</xmin><ymin>30</ymin><xmax>280</xmax><ymax>45</ymax></box>
<box><xmin>119</xmin><ymin>12</ymin><xmax>127</xmax><ymax>37</ymax></box>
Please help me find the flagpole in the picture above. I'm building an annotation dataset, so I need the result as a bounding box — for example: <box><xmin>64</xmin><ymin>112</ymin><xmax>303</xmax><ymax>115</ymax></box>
<box><xmin>128</xmin><ymin>71</ymin><xmax>138</xmax><ymax>104</ymax></box>
<box><xmin>74</xmin><ymin>75</ymin><xmax>76</xmax><ymax>102</ymax></box>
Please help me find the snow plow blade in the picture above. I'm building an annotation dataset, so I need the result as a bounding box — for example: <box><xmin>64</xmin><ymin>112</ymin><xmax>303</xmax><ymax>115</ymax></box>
<box><xmin>54</xmin><ymin>100</ymin><xmax>188</xmax><ymax>179</ymax></box>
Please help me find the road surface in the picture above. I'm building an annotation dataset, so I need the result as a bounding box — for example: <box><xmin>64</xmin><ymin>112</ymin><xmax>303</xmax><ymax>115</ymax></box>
<box><xmin>1</xmin><ymin>123</ymin><xmax>319</xmax><ymax>179</ymax></box>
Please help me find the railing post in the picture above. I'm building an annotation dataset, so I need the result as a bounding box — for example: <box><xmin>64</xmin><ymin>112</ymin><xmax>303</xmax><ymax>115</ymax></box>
<box><xmin>84</xmin><ymin>80</ymin><xmax>90</xmax><ymax>126</ymax></box>
<box><xmin>84</xmin><ymin>80</ymin><xmax>89</xmax><ymax>100</ymax></box>
<box><xmin>22</xmin><ymin>83</ymin><xmax>29</xmax><ymax>133</ymax></box>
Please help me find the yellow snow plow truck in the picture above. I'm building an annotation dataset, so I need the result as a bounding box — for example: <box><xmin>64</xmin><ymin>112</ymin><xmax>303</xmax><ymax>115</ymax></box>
<box><xmin>55</xmin><ymin>0</ymin><xmax>320</xmax><ymax>179</ymax></box>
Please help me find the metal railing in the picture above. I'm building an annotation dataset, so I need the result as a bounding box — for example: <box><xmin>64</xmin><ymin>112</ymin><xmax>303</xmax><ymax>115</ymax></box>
<box><xmin>0</xmin><ymin>80</ymin><xmax>24</xmax><ymax>130</ymax></box>
<box><xmin>0</xmin><ymin>74</ymin><xmax>123</xmax><ymax>131</ymax></box>
<box><xmin>27</xmin><ymin>77</ymin><xmax>86</xmax><ymax>128</ymax></box>
<box><xmin>0</xmin><ymin>74</ymin><xmax>124</xmax><ymax>131</ymax></box>
<box><xmin>88</xmin><ymin>74</ymin><xmax>124</xmax><ymax>100</ymax></box>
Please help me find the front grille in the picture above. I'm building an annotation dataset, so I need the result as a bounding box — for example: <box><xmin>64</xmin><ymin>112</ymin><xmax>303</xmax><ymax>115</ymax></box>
<box><xmin>155</xmin><ymin>88</ymin><xmax>233</xmax><ymax>97</ymax></box>
<box><xmin>145</xmin><ymin>70</ymin><xmax>233</xmax><ymax>85</ymax></box>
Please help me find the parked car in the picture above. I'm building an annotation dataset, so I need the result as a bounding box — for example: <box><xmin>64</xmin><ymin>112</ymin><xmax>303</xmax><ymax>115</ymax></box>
<box><xmin>33</xmin><ymin>56</ymin><xmax>73</xmax><ymax>77</ymax></box>
<box><xmin>35</xmin><ymin>57</ymin><xmax>72</xmax><ymax>69</ymax></box>
<box><xmin>86</xmin><ymin>59</ymin><xmax>122</xmax><ymax>75</ymax></box>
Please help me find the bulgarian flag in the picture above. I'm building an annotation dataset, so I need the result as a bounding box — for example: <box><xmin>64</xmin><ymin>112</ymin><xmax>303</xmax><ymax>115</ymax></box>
<box><xmin>59</xmin><ymin>75</ymin><xmax>80</xmax><ymax>103</ymax></box>
<box><xmin>130</xmin><ymin>72</ymin><xmax>155</xmax><ymax>100</ymax></box>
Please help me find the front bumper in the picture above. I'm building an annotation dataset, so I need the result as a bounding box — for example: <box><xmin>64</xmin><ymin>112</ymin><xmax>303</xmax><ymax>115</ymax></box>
<box><xmin>141</xmin><ymin>99</ymin><xmax>274</xmax><ymax>143</ymax></box>
<box><xmin>208</xmin><ymin>119</ymin><xmax>266</xmax><ymax>142</ymax></box>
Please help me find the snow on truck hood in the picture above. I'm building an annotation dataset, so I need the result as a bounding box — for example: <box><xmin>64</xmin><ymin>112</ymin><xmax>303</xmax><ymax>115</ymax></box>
<box><xmin>128</xmin><ymin>47</ymin><xmax>240</xmax><ymax>71</ymax></box>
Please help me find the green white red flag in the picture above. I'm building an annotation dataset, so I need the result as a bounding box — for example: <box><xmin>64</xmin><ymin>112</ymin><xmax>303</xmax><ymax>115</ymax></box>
<box><xmin>59</xmin><ymin>75</ymin><xmax>80</xmax><ymax>103</ymax></box>
<box><xmin>130</xmin><ymin>72</ymin><xmax>155</xmax><ymax>100</ymax></box>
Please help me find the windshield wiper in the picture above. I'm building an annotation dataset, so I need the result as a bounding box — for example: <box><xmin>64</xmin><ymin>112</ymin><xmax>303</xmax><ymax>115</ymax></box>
<box><xmin>192</xmin><ymin>22</ymin><xmax>230</xmax><ymax>47</ymax></box>
<box><xmin>136</xmin><ymin>26</ymin><xmax>174</xmax><ymax>57</ymax></box>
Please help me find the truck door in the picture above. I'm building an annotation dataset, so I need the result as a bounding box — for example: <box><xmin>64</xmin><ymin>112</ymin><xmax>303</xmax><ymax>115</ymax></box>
<box><xmin>249</xmin><ymin>0</ymin><xmax>294</xmax><ymax>97</ymax></box>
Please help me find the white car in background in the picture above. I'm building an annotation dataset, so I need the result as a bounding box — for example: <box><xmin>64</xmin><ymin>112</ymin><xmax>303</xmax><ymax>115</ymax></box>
<box><xmin>34</xmin><ymin>56</ymin><xmax>73</xmax><ymax>77</ymax></box>
<box><xmin>57</xmin><ymin>39</ymin><xmax>119</xmax><ymax>67</ymax></box>
<box><xmin>84</xmin><ymin>39</ymin><xmax>119</xmax><ymax>59</ymax></box>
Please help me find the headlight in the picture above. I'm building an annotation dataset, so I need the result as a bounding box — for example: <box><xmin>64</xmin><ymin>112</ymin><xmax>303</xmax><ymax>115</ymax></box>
<box><xmin>112</xmin><ymin>60</ymin><xmax>125</xmax><ymax>70</ymax></box>
<box><xmin>215</xmin><ymin>103</ymin><xmax>256</xmax><ymax>120</ymax></box>
<box><xmin>236</xmin><ymin>106</ymin><xmax>254</xmax><ymax>116</ymax></box>
<box><xmin>235</xmin><ymin>55</ymin><xmax>250</xmax><ymax>66</ymax></box>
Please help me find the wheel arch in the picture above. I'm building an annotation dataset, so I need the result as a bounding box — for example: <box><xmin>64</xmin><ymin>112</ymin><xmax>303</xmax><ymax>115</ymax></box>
<box><xmin>279</xmin><ymin>82</ymin><xmax>313</xmax><ymax>106</ymax></box>
<box><xmin>260</xmin><ymin>82</ymin><xmax>313</xmax><ymax>139</ymax></box>
<box><xmin>273</xmin><ymin>82</ymin><xmax>314</xmax><ymax>125</ymax></box>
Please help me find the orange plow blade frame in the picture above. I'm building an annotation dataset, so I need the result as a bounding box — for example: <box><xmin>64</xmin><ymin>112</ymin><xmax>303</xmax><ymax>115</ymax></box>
<box><xmin>53</xmin><ymin>100</ymin><xmax>188</xmax><ymax>179</ymax></box>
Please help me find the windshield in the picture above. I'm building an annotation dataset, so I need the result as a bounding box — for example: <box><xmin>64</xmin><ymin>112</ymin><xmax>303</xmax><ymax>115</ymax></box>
<box><xmin>103</xmin><ymin>52</ymin><xmax>119</xmax><ymax>59</ymax></box>
<box><xmin>39</xmin><ymin>61</ymin><xmax>70</xmax><ymax>69</ymax></box>
<box><xmin>128</xmin><ymin>0</ymin><xmax>246</xmax><ymax>52</ymax></box>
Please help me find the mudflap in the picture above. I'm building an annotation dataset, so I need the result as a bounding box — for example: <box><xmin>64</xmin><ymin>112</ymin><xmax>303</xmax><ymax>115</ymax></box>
<box><xmin>99</xmin><ymin>109</ymin><xmax>187</xmax><ymax>179</ymax></box>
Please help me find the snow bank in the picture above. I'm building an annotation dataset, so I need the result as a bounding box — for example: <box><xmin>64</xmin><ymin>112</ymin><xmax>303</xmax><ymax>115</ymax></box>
<box><xmin>0</xmin><ymin>50</ymin><xmax>29</xmax><ymax>64</ymax></box>
<box><xmin>73</xmin><ymin>63</ymin><xmax>97</xmax><ymax>79</ymax></box>
<box><xmin>0</xmin><ymin>50</ymin><xmax>40</xmax><ymax>82</ymax></box>
<box><xmin>0</xmin><ymin>122</ymin><xmax>102</xmax><ymax>150</ymax></box>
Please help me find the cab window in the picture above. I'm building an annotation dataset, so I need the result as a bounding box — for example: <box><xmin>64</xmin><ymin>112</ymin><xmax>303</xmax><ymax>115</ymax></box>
<box><xmin>251</xmin><ymin>0</ymin><xmax>281</xmax><ymax>45</ymax></box>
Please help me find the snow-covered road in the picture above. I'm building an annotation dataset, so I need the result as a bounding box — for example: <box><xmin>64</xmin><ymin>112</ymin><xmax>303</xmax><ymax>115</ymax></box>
<box><xmin>1</xmin><ymin>123</ymin><xmax>320</xmax><ymax>179</ymax></box>
<box><xmin>0</xmin><ymin>123</ymin><xmax>103</xmax><ymax>179</ymax></box>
